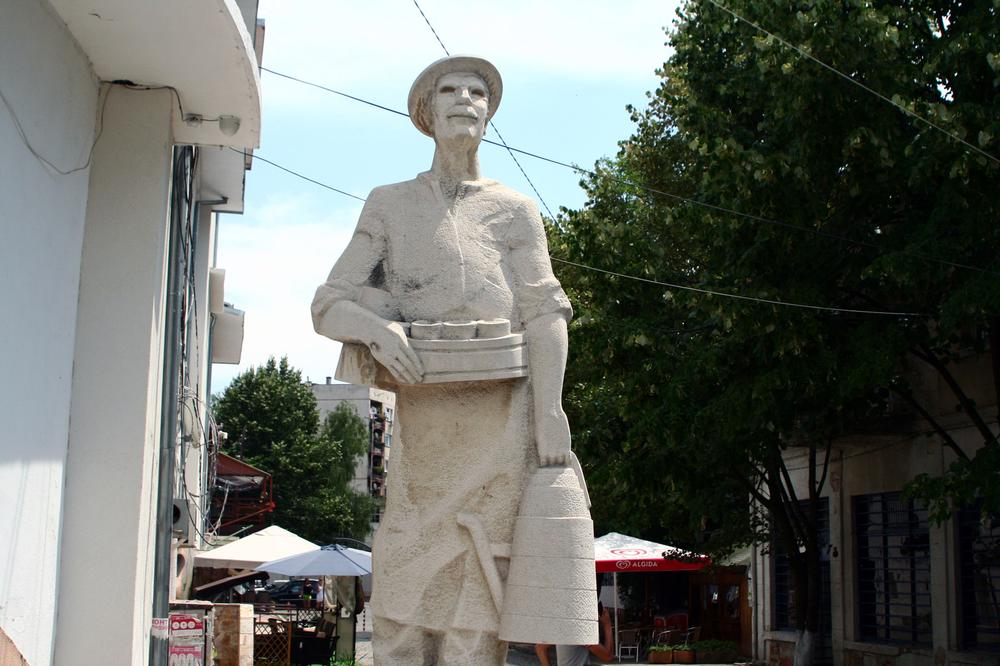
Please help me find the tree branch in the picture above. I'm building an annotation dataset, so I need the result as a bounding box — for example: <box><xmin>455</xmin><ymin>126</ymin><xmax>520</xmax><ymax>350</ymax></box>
<box><xmin>890</xmin><ymin>385</ymin><xmax>970</xmax><ymax>461</ymax></box>
<box><xmin>909</xmin><ymin>343</ymin><xmax>995</xmax><ymax>449</ymax></box>
<box><xmin>815</xmin><ymin>436</ymin><xmax>833</xmax><ymax>497</ymax></box>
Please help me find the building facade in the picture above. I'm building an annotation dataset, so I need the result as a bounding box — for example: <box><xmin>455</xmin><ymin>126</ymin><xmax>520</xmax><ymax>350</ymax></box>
<box><xmin>752</xmin><ymin>355</ymin><xmax>999</xmax><ymax>666</ymax></box>
<box><xmin>0</xmin><ymin>1</ymin><xmax>262</xmax><ymax>663</ymax></box>
<box><xmin>310</xmin><ymin>381</ymin><xmax>397</xmax><ymax>539</ymax></box>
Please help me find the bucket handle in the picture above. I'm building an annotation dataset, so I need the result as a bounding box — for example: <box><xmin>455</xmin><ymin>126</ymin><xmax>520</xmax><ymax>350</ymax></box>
<box><xmin>457</xmin><ymin>513</ymin><xmax>507</xmax><ymax>613</ymax></box>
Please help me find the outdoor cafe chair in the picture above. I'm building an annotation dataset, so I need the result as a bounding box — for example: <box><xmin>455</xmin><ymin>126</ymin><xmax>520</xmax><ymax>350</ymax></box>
<box><xmin>654</xmin><ymin>629</ymin><xmax>680</xmax><ymax>646</ymax></box>
<box><xmin>617</xmin><ymin>628</ymin><xmax>641</xmax><ymax>662</ymax></box>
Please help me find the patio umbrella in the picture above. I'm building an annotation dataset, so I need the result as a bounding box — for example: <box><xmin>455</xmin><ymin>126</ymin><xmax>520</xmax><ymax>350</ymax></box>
<box><xmin>594</xmin><ymin>533</ymin><xmax>709</xmax><ymax>657</ymax></box>
<box><xmin>194</xmin><ymin>525</ymin><xmax>319</xmax><ymax>569</ymax></box>
<box><xmin>255</xmin><ymin>544</ymin><xmax>372</xmax><ymax>577</ymax></box>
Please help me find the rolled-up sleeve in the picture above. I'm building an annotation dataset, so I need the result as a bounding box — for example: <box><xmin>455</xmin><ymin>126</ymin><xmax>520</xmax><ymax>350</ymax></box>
<box><xmin>507</xmin><ymin>197</ymin><xmax>573</xmax><ymax>327</ymax></box>
<box><xmin>311</xmin><ymin>194</ymin><xmax>387</xmax><ymax>329</ymax></box>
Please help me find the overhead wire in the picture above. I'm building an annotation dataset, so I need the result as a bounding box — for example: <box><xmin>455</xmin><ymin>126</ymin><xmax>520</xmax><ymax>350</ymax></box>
<box><xmin>1</xmin><ymin>80</ymin><xmax>192</xmax><ymax>176</ymax></box>
<box><xmin>703</xmin><ymin>0</ymin><xmax>1000</xmax><ymax>168</ymax></box>
<box><xmin>238</xmin><ymin>146</ymin><xmax>921</xmax><ymax>317</ymax></box>
<box><xmin>256</xmin><ymin>67</ymin><xmax>997</xmax><ymax>277</ymax></box>
<box><xmin>0</xmin><ymin>83</ymin><xmax>110</xmax><ymax>175</ymax></box>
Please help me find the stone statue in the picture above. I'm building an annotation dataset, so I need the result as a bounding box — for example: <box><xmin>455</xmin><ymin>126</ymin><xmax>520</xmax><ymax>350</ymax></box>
<box><xmin>312</xmin><ymin>55</ymin><xmax>597</xmax><ymax>665</ymax></box>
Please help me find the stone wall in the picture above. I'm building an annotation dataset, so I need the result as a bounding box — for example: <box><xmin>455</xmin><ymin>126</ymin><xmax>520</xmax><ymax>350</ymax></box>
<box><xmin>766</xmin><ymin>639</ymin><xmax>795</xmax><ymax>666</ymax></box>
<box><xmin>213</xmin><ymin>604</ymin><xmax>253</xmax><ymax>666</ymax></box>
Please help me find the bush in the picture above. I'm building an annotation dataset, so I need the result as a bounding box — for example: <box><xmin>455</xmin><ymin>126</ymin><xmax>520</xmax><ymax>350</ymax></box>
<box><xmin>693</xmin><ymin>640</ymin><xmax>737</xmax><ymax>653</ymax></box>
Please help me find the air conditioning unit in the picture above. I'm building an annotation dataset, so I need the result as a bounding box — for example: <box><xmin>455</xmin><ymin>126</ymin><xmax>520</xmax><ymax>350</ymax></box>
<box><xmin>172</xmin><ymin>498</ymin><xmax>193</xmax><ymax>543</ymax></box>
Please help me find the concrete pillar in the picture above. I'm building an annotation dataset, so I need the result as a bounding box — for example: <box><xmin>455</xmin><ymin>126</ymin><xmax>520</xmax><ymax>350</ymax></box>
<box><xmin>54</xmin><ymin>85</ymin><xmax>174</xmax><ymax>666</ymax></box>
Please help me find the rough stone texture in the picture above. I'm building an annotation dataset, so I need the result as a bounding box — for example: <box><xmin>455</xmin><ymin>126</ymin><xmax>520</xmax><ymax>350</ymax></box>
<box><xmin>213</xmin><ymin>603</ymin><xmax>253</xmax><ymax>666</ymax></box>
<box><xmin>312</xmin><ymin>55</ymin><xmax>596</xmax><ymax>664</ymax></box>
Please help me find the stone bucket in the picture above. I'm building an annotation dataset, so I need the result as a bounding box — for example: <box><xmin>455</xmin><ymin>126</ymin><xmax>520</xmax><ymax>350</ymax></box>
<box><xmin>498</xmin><ymin>466</ymin><xmax>598</xmax><ymax>645</ymax></box>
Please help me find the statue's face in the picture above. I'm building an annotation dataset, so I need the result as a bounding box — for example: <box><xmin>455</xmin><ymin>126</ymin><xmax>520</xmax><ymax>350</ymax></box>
<box><xmin>430</xmin><ymin>72</ymin><xmax>489</xmax><ymax>142</ymax></box>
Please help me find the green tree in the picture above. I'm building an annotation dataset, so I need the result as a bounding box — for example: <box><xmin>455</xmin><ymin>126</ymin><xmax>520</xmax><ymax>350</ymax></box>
<box><xmin>213</xmin><ymin>357</ymin><xmax>373</xmax><ymax>543</ymax></box>
<box><xmin>554</xmin><ymin>2</ymin><xmax>999</xmax><ymax>663</ymax></box>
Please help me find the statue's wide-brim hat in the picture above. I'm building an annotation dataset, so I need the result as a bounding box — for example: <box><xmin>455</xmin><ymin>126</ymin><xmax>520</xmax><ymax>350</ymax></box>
<box><xmin>408</xmin><ymin>55</ymin><xmax>503</xmax><ymax>137</ymax></box>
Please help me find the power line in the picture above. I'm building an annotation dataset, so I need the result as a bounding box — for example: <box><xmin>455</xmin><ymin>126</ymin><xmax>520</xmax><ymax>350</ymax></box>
<box><xmin>257</xmin><ymin>67</ymin><xmax>996</xmax><ymax>277</ymax></box>
<box><xmin>704</xmin><ymin>0</ymin><xmax>1000</xmax><ymax>168</ymax></box>
<box><xmin>408</xmin><ymin>0</ymin><xmax>558</xmax><ymax>219</ymax></box>
<box><xmin>261</xmin><ymin>67</ymin><xmax>409</xmax><ymax>119</ymax></box>
<box><xmin>411</xmin><ymin>0</ymin><xmax>451</xmax><ymax>56</ymax></box>
<box><xmin>236</xmin><ymin>148</ymin><xmax>367</xmax><ymax>202</ymax></box>
<box><xmin>243</xmin><ymin>147</ymin><xmax>922</xmax><ymax>317</ymax></box>
<box><xmin>551</xmin><ymin>257</ymin><xmax>920</xmax><ymax>317</ymax></box>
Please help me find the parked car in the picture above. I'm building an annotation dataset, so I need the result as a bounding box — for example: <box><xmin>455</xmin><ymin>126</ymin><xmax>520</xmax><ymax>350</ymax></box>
<box><xmin>265</xmin><ymin>579</ymin><xmax>320</xmax><ymax>607</ymax></box>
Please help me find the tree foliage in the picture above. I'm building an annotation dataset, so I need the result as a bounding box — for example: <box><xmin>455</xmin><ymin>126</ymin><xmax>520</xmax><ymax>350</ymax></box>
<box><xmin>554</xmin><ymin>0</ymin><xmax>999</xmax><ymax>656</ymax></box>
<box><xmin>213</xmin><ymin>357</ymin><xmax>373</xmax><ymax>543</ymax></box>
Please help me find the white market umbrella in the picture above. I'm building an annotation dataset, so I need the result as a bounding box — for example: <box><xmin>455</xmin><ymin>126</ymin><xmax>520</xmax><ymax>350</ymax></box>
<box><xmin>194</xmin><ymin>525</ymin><xmax>319</xmax><ymax>569</ymax></box>
<box><xmin>256</xmin><ymin>544</ymin><xmax>372</xmax><ymax>577</ymax></box>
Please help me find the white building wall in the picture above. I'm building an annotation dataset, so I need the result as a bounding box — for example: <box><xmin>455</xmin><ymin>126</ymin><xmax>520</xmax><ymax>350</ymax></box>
<box><xmin>312</xmin><ymin>384</ymin><xmax>396</xmax><ymax>498</ymax></box>
<box><xmin>0</xmin><ymin>1</ymin><xmax>98</xmax><ymax>663</ymax></box>
<box><xmin>54</xmin><ymin>86</ymin><xmax>175</xmax><ymax>666</ymax></box>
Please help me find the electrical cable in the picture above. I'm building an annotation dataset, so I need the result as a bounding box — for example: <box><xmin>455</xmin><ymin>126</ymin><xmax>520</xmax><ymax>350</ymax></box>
<box><xmin>238</xmin><ymin>147</ymin><xmax>922</xmax><ymax>317</ymax></box>
<box><xmin>551</xmin><ymin>256</ymin><xmax>921</xmax><ymax>316</ymax></box>
<box><xmin>241</xmin><ymin>148</ymin><xmax>367</xmax><ymax>202</ymax></box>
<box><xmin>0</xmin><ymin>83</ymin><xmax>109</xmax><ymax>175</ymax></box>
<box><xmin>703</xmin><ymin>0</ymin><xmax>1000</xmax><ymax>168</ymax></box>
<box><xmin>256</xmin><ymin>67</ymin><xmax>997</xmax><ymax>277</ymax></box>
<box><xmin>261</xmin><ymin>66</ymin><xmax>410</xmax><ymax>119</ymax></box>
<box><xmin>408</xmin><ymin>0</ymin><xmax>558</xmax><ymax>219</ymax></box>
<box><xmin>411</xmin><ymin>0</ymin><xmax>451</xmax><ymax>57</ymax></box>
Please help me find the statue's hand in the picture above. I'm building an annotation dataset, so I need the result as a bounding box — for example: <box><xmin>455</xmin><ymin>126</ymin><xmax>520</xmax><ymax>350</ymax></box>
<box><xmin>536</xmin><ymin>409</ymin><xmax>571</xmax><ymax>467</ymax></box>
<box><xmin>370</xmin><ymin>322</ymin><xmax>424</xmax><ymax>384</ymax></box>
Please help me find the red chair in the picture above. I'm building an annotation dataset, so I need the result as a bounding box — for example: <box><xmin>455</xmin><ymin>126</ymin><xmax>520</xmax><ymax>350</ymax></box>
<box><xmin>664</xmin><ymin>612</ymin><xmax>688</xmax><ymax>633</ymax></box>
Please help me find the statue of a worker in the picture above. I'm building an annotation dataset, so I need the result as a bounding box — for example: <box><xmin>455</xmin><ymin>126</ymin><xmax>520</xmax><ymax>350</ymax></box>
<box><xmin>312</xmin><ymin>56</ymin><xmax>593</xmax><ymax>665</ymax></box>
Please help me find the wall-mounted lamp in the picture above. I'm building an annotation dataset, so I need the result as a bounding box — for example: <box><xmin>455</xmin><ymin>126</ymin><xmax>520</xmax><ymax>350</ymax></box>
<box><xmin>183</xmin><ymin>113</ymin><xmax>241</xmax><ymax>136</ymax></box>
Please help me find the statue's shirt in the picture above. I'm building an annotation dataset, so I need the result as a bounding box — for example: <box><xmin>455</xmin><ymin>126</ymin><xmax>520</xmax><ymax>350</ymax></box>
<box><xmin>312</xmin><ymin>171</ymin><xmax>571</xmax><ymax>329</ymax></box>
<box><xmin>310</xmin><ymin>173</ymin><xmax>571</xmax><ymax>634</ymax></box>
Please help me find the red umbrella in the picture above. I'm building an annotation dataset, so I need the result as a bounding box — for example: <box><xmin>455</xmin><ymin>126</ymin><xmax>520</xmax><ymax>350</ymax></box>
<box><xmin>595</xmin><ymin>532</ymin><xmax>709</xmax><ymax>655</ymax></box>
<box><xmin>595</xmin><ymin>532</ymin><xmax>708</xmax><ymax>573</ymax></box>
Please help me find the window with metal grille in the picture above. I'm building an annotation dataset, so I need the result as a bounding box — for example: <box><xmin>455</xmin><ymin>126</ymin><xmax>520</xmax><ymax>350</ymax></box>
<box><xmin>958</xmin><ymin>503</ymin><xmax>1000</xmax><ymax>652</ymax></box>
<box><xmin>854</xmin><ymin>492</ymin><xmax>932</xmax><ymax>645</ymax></box>
<box><xmin>772</xmin><ymin>497</ymin><xmax>832</xmax><ymax>666</ymax></box>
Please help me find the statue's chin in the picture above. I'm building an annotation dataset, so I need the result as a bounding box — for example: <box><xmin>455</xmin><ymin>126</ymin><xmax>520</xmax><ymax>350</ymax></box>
<box><xmin>435</xmin><ymin>129</ymin><xmax>483</xmax><ymax>148</ymax></box>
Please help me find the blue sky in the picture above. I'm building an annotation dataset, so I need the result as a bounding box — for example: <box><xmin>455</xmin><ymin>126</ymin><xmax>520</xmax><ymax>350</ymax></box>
<box><xmin>211</xmin><ymin>0</ymin><xmax>683</xmax><ymax>390</ymax></box>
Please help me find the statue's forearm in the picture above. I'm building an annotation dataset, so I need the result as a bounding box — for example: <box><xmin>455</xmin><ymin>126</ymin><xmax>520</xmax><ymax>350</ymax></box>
<box><xmin>526</xmin><ymin>313</ymin><xmax>572</xmax><ymax>465</ymax></box>
<box><xmin>526</xmin><ymin>313</ymin><xmax>569</xmax><ymax>417</ymax></box>
<box><xmin>315</xmin><ymin>300</ymin><xmax>388</xmax><ymax>347</ymax></box>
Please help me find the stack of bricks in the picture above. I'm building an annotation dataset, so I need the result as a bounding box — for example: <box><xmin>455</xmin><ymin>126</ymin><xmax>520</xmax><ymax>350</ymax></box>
<box><xmin>213</xmin><ymin>603</ymin><xmax>253</xmax><ymax>666</ymax></box>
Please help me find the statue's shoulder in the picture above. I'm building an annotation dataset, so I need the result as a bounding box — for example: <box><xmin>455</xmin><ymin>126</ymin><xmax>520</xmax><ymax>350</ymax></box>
<box><xmin>366</xmin><ymin>176</ymin><xmax>425</xmax><ymax>208</ymax></box>
<box><xmin>483</xmin><ymin>181</ymin><xmax>539</xmax><ymax>217</ymax></box>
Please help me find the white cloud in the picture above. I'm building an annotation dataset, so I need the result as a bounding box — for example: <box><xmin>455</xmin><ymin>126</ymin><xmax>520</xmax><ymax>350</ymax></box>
<box><xmin>212</xmin><ymin>196</ymin><xmax>360</xmax><ymax>388</ymax></box>
<box><xmin>258</xmin><ymin>0</ymin><xmax>677</xmax><ymax>112</ymax></box>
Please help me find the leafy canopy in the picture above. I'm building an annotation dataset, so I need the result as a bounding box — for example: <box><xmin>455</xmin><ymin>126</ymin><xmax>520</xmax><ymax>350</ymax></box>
<box><xmin>555</xmin><ymin>0</ymin><xmax>1000</xmax><ymax>557</ymax></box>
<box><xmin>213</xmin><ymin>357</ymin><xmax>373</xmax><ymax>543</ymax></box>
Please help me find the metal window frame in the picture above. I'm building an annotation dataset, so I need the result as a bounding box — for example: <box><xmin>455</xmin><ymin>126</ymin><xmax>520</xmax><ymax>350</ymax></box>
<box><xmin>958</xmin><ymin>503</ymin><xmax>1000</xmax><ymax>652</ymax></box>
<box><xmin>853</xmin><ymin>492</ymin><xmax>932</xmax><ymax>646</ymax></box>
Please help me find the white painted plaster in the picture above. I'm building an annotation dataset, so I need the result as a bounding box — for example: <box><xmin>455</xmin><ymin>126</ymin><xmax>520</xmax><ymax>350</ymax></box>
<box><xmin>47</xmin><ymin>0</ymin><xmax>261</xmax><ymax>149</ymax></box>
<box><xmin>0</xmin><ymin>1</ymin><xmax>97</xmax><ymax>663</ymax></box>
<box><xmin>54</xmin><ymin>86</ymin><xmax>175</xmax><ymax>666</ymax></box>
